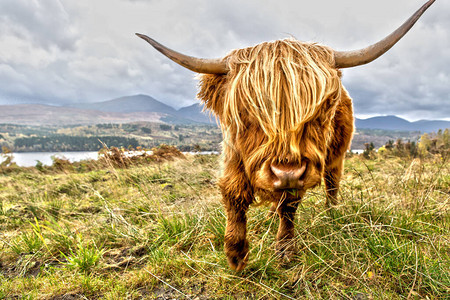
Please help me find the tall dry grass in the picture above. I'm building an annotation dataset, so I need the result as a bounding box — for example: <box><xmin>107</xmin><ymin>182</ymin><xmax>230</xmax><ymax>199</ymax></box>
<box><xmin>0</xmin><ymin>150</ymin><xmax>448</xmax><ymax>299</ymax></box>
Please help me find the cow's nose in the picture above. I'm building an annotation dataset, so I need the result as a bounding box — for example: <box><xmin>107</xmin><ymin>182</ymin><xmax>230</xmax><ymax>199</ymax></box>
<box><xmin>270</xmin><ymin>161</ymin><xmax>307</xmax><ymax>190</ymax></box>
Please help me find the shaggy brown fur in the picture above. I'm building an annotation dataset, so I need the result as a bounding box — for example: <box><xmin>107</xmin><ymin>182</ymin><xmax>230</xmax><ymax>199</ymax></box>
<box><xmin>198</xmin><ymin>39</ymin><xmax>354</xmax><ymax>271</ymax></box>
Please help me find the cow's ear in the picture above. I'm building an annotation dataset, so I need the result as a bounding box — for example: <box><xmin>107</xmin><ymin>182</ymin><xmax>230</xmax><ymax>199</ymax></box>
<box><xmin>197</xmin><ymin>74</ymin><xmax>227</xmax><ymax>117</ymax></box>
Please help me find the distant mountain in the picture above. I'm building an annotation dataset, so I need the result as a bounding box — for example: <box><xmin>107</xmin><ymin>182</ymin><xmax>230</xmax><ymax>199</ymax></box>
<box><xmin>0</xmin><ymin>104</ymin><xmax>163</xmax><ymax>126</ymax></box>
<box><xmin>71</xmin><ymin>94</ymin><xmax>177</xmax><ymax>115</ymax></box>
<box><xmin>68</xmin><ymin>95</ymin><xmax>449</xmax><ymax>130</ymax></box>
<box><xmin>412</xmin><ymin>119</ymin><xmax>450</xmax><ymax>132</ymax></box>
<box><xmin>1</xmin><ymin>96</ymin><xmax>448</xmax><ymax>130</ymax></box>
<box><xmin>72</xmin><ymin>95</ymin><xmax>216</xmax><ymax>124</ymax></box>
<box><xmin>355</xmin><ymin>115</ymin><xmax>449</xmax><ymax>132</ymax></box>
<box><xmin>177</xmin><ymin>103</ymin><xmax>216</xmax><ymax>124</ymax></box>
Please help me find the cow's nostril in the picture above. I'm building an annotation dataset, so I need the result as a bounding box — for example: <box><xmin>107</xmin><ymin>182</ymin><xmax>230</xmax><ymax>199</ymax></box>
<box><xmin>270</xmin><ymin>161</ymin><xmax>307</xmax><ymax>190</ymax></box>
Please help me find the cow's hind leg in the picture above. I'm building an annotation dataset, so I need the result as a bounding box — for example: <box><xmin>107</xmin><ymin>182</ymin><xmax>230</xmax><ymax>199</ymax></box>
<box><xmin>275</xmin><ymin>198</ymin><xmax>299</xmax><ymax>262</ymax></box>
<box><xmin>219</xmin><ymin>168</ymin><xmax>253</xmax><ymax>271</ymax></box>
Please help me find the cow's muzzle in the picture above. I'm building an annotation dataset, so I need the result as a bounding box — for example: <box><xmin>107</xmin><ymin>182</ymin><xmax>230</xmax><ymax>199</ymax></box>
<box><xmin>270</xmin><ymin>161</ymin><xmax>307</xmax><ymax>190</ymax></box>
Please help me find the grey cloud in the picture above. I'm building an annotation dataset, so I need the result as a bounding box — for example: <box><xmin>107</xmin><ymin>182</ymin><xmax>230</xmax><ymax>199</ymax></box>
<box><xmin>0</xmin><ymin>0</ymin><xmax>448</xmax><ymax>121</ymax></box>
<box><xmin>341</xmin><ymin>1</ymin><xmax>450</xmax><ymax>121</ymax></box>
<box><xmin>0</xmin><ymin>0</ymin><xmax>80</xmax><ymax>51</ymax></box>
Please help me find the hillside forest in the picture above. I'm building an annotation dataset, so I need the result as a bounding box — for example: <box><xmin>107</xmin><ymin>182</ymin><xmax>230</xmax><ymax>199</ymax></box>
<box><xmin>0</xmin><ymin>122</ymin><xmax>442</xmax><ymax>153</ymax></box>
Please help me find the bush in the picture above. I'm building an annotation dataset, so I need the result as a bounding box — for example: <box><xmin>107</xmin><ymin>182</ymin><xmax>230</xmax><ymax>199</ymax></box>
<box><xmin>159</xmin><ymin>124</ymin><xmax>172</xmax><ymax>131</ymax></box>
<box><xmin>99</xmin><ymin>145</ymin><xmax>185</xmax><ymax>169</ymax></box>
<box><xmin>418</xmin><ymin>129</ymin><xmax>449</xmax><ymax>156</ymax></box>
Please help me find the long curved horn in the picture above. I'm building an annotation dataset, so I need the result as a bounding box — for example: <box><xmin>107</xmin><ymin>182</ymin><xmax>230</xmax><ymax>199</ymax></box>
<box><xmin>136</xmin><ymin>33</ymin><xmax>228</xmax><ymax>74</ymax></box>
<box><xmin>334</xmin><ymin>0</ymin><xmax>436</xmax><ymax>68</ymax></box>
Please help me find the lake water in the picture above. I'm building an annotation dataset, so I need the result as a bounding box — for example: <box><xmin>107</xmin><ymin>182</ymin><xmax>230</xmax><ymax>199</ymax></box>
<box><xmin>1</xmin><ymin>151</ymin><xmax>99</xmax><ymax>167</ymax></box>
<box><xmin>351</xmin><ymin>149</ymin><xmax>364</xmax><ymax>154</ymax></box>
<box><xmin>2</xmin><ymin>150</ymin><xmax>364</xmax><ymax>167</ymax></box>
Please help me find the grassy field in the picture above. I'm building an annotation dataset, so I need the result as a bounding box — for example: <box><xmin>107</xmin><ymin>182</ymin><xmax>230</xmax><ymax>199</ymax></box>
<box><xmin>0</xmin><ymin>151</ymin><xmax>449</xmax><ymax>299</ymax></box>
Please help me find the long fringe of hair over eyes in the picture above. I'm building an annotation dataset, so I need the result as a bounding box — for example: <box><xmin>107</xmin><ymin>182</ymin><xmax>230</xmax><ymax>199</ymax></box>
<box><xmin>199</xmin><ymin>39</ymin><xmax>343</xmax><ymax>159</ymax></box>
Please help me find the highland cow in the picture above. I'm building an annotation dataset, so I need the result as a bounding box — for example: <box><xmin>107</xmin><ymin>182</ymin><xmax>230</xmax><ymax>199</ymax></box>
<box><xmin>137</xmin><ymin>0</ymin><xmax>435</xmax><ymax>271</ymax></box>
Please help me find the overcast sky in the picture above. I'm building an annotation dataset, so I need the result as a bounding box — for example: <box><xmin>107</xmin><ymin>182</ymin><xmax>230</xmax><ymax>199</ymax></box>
<box><xmin>0</xmin><ymin>0</ymin><xmax>448</xmax><ymax>121</ymax></box>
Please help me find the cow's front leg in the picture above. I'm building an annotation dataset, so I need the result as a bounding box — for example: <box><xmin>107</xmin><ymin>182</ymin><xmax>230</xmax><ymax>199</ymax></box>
<box><xmin>219</xmin><ymin>168</ymin><xmax>253</xmax><ymax>271</ymax></box>
<box><xmin>324</xmin><ymin>154</ymin><xmax>345</xmax><ymax>207</ymax></box>
<box><xmin>223</xmin><ymin>201</ymin><xmax>249</xmax><ymax>271</ymax></box>
<box><xmin>275</xmin><ymin>198</ymin><xmax>299</xmax><ymax>262</ymax></box>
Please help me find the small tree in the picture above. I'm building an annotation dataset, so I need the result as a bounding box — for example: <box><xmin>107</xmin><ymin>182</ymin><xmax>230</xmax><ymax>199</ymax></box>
<box><xmin>193</xmin><ymin>144</ymin><xmax>202</xmax><ymax>153</ymax></box>
<box><xmin>363</xmin><ymin>142</ymin><xmax>375</xmax><ymax>159</ymax></box>
<box><xmin>385</xmin><ymin>140</ymin><xmax>394</xmax><ymax>150</ymax></box>
<box><xmin>159</xmin><ymin>124</ymin><xmax>172</xmax><ymax>131</ymax></box>
<box><xmin>378</xmin><ymin>145</ymin><xmax>387</xmax><ymax>157</ymax></box>
<box><xmin>418</xmin><ymin>133</ymin><xmax>431</xmax><ymax>156</ymax></box>
<box><xmin>0</xmin><ymin>146</ymin><xmax>13</xmax><ymax>168</ymax></box>
<box><xmin>141</xmin><ymin>127</ymin><xmax>152</xmax><ymax>134</ymax></box>
<box><xmin>443</xmin><ymin>129</ymin><xmax>449</xmax><ymax>148</ymax></box>
<box><xmin>407</xmin><ymin>141</ymin><xmax>418</xmax><ymax>157</ymax></box>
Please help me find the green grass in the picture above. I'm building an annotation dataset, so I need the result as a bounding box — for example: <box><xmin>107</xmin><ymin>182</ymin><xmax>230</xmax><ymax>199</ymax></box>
<box><xmin>0</xmin><ymin>153</ymin><xmax>448</xmax><ymax>299</ymax></box>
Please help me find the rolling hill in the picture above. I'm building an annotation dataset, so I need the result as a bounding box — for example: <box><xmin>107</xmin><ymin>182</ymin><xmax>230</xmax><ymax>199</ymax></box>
<box><xmin>355</xmin><ymin>115</ymin><xmax>449</xmax><ymax>132</ymax></box>
<box><xmin>0</xmin><ymin>95</ymin><xmax>448</xmax><ymax>131</ymax></box>
<box><xmin>177</xmin><ymin>103</ymin><xmax>216</xmax><ymax>124</ymax></box>
<box><xmin>0</xmin><ymin>104</ymin><xmax>164</xmax><ymax>126</ymax></box>
<box><xmin>71</xmin><ymin>94</ymin><xmax>177</xmax><ymax>115</ymax></box>
<box><xmin>70</xmin><ymin>95</ymin><xmax>215</xmax><ymax>124</ymax></box>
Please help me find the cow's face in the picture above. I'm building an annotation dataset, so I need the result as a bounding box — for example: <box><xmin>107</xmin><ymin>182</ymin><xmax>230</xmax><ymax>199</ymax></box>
<box><xmin>199</xmin><ymin>40</ymin><xmax>343</xmax><ymax>193</ymax></box>
<box><xmin>232</xmin><ymin>93</ymin><xmax>340</xmax><ymax>194</ymax></box>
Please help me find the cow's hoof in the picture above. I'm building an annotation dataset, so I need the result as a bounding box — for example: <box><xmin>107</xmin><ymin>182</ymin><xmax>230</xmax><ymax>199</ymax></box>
<box><xmin>226</xmin><ymin>251</ymin><xmax>249</xmax><ymax>272</ymax></box>
<box><xmin>325</xmin><ymin>196</ymin><xmax>338</xmax><ymax>208</ymax></box>
<box><xmin>276</xmin><ymin>242</ymin><xmax>296</xmax><ymax>263</ymax></box>
<box><xmin>278</xmin><ymin>248</ymin><xmax>294</xmax><ymax>263</ymax></box>
<box><xmin>225</xmin><ymin>241</ymin><xmax>249</xmax><ymax>271</ymax></box>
